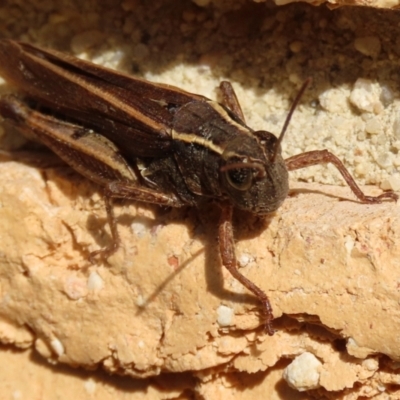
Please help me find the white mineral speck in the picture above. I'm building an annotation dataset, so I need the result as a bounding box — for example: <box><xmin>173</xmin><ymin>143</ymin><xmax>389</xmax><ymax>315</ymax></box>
<box><xmin>238</xmin><ymin>253</ymin><xmax>253</xmax><ymax>268</ymax></box>
<box><xmin>50</xmin><ymin>337</ymin><xmax>65</xmax><ymax>357</ymax></box>
<box><xmin>344</xmin><ymin>235</ymin><xmax>355</xmax><ymax>253</ymax></box>
<box><xmin>84</xmin><ymin>378</ymin><xmax>97</xmax><ymax>394</ymax></box>
<box><xmin>283</xmin><ymin>352</ymin><xmax>322</xmax><ymax>391</ymax></box>
<box><xmin>346</xmin><ymin>337</ymin><xmax>362</xmax><ymax>356</ymax></box>
<box><xmin>131</xmin><ymin>221</ymin><xmax>147</xmax><ymax>238</ymax></box>
<box><xmin>87</xmin><ymin>271</ymin><xmax>104</xmax><ymax>291</ymax></box>
<box><xmin>355</xmin><ymin>162</ymin><xmax>368</xmax><ymax>176</ymax></box>
<box><xmin>350</xmin><ymin>78</ymin><xmax>382</xmax><ymax>113</ymax></box>
<box><xmin>294</xmin><ymin>269</ymin><xmax>301</xmax><ymax>276</ymax></box>
<box><xmin>380</xmin><ymin>175</ymin><xmax>400</xmax><ymax>191</ymax></box>
<box><xmin>136</xmin><ymin>294</ymin><xmax>146</xmax><ymax>307</ymax></box>
<box><xmin>348</xmin><ymin>337</ymin><xmax>357</xmax><ymax>346</ymax></box>
<box><xmin>318</xmin><ymin>87</ymin><xmax>348</xmax><ymax>113</ymax></box>
<box><xmin>217</xmin><ymin>305</ymin><xmax>234</xmax><ymax>327</ymax></box>
<box><xmin>362</xmin><ymin>358</ymin><xmax>378</xmax><ymax>372</ymax></box>
<box><xmin>91</xmin><ymin>49</ymin><xmax>125</xmax><ymax>69</ymax></box>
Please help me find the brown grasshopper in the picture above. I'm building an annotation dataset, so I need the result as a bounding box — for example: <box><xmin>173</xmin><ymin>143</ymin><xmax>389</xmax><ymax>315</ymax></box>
<box><xmin>0</xmin><ymin>40</ymin><xmax>397</xmax><ymax>334</ymax></box>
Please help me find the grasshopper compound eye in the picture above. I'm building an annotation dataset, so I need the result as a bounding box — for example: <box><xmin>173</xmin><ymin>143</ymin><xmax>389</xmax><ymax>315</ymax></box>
<box><xmin>225</xmin><ymin>167</ymin><xmax>253</xmax><ymax>191</ymax></box>
<box><xmin>222</xmin><ymin>158</ymin><xmax>265</xmax><ymax>192</ymax></box>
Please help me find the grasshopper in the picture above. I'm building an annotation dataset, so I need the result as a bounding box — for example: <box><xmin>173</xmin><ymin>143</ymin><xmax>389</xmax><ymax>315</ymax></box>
<box><xmin>0</xmin><ymin>40</ymin><xmax>396</xmax><ymax>334</ymax></box>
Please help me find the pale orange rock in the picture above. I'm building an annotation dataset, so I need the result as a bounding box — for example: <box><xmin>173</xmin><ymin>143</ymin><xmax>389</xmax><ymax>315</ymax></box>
<box><xmin>0</xmin><ymin>155</ymin><xmax>399</xmax><ymax>398</ymax></box>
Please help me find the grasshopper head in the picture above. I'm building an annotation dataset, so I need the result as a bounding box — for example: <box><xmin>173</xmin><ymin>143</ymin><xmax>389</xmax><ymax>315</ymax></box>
<box><xmin>220</xmin><ymin>78</ymin><xmax>311</xmax><ymax>214</ymax></box>
<box><xmin>220</xmin><ymin>132</ymin><xmax>289</xmax><ymax>215</ymax></box>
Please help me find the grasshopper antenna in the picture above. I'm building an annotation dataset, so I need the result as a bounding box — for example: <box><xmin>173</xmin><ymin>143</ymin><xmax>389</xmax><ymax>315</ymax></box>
<box><xmin>271</xmin><ymin>77</ymin><xmax>312</xmax><ymax>163</ymax></box>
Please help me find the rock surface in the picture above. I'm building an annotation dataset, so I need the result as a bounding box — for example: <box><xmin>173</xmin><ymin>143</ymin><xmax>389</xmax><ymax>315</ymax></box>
<box><xmin>0</xmin><ymin>157</ymin><xmax>399</xmax><ymax>398</ymax></box>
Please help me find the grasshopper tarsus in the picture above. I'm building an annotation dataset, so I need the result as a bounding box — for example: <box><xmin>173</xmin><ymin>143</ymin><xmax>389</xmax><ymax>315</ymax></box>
<box><xmin>88</xmin><ymin>194</ymin><xmax>121</xmax><ymax>263</ymax></box>
<box><xmin>375</xmin><ymin>192</ymin><xmax>399</xmax><ymax>203</ymax></box>
<box><xmin>88</xmin><ymin>241</ymin><xmax>119</xmax><ymax>264</ymax></box>
<box><xmin>358</xmin><ymin>191</ymin><xmax>399</xmax><ymax>204</ymax></box>
<box><xmin>88</xmin><ymin>247</ymin><xmax>113</xmax><ymax>264</ymax></box>
<box><xmin>88</xmin><ymin>230</ymin><xmax>120</xmax><ymax>264</ymax></box>
<box><xmin>261</xmin><ymin>300</ymin><xmax>276</xmax><ymax>336</ymax></box>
